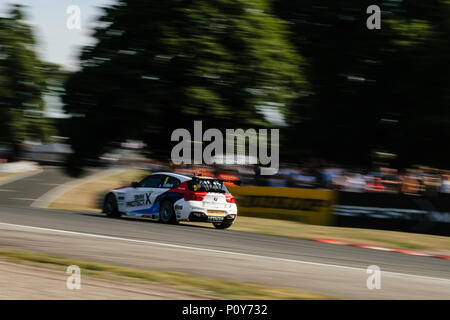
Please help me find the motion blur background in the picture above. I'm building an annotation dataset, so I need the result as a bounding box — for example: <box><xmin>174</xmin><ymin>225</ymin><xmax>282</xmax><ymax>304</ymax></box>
<box><xmin>0</xmin><ymin>1</ymin><xmax>450</xmax><ymax>300</ymax></box>
<box><xmin>0</xmin><ymin>0</ymin><xmax>449</xmax><ymax>232</ymax></box>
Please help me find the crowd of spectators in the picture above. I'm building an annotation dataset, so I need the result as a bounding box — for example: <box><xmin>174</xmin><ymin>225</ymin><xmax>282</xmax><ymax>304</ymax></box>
<box><xmin>247</xmin><ymin>165</ymin><xmax>450</xmax><ymax>196</ymax></box>
<box><xmin>167</xmin><ymin>162</ymin><xmax>450</xmax><ymax>196</ymax></box>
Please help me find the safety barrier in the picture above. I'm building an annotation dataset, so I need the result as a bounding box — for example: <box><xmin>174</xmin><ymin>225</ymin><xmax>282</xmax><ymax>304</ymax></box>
<box><xmin>227</xmin><ymin>186</ymin><xmax>450</xmax><ymax>234</ymax></box>
<box><xmin>334</xmin><ymin>191</ymin><xmax>450</xmax><ymax>235</ymax></box>
<box><xmin>227</xmin><ymin>186</ymin><xmax>336</xmax><ymax>225</ymax></box>
<box><xmin>0</xmin><ymin>161</ymin><xmax>40</xmax><ymax>173</ymax></box>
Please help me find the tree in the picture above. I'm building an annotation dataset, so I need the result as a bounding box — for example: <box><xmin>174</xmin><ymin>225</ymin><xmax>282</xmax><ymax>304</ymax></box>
<box><xmin>273</xmin><ymin>0</ymin><xmax>450</xmax><ymax>169</ymax></box>
<box><xmin>62</xmin><ymin>0</ymin><xmax>307</xmax><ymax>175</ymax></box>
<box><xmin>0</xmin><ymin>4</ymin><xmax>56</xmax><ymax>159</ymax></box>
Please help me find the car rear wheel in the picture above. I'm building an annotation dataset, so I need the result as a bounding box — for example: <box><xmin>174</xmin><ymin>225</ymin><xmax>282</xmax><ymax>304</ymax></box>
<box><xmin>104</xmin><ymin>194</ymin><xmax>121</xmax><ymax>218</ymax></box>
<box><xmin>212</xmin><ymin>220</ymin><xmax>233</xmax><ymax>229</ymax></box>
<box><xmin>159</xmin><ymin>201</ymin><xmax>178</xmax><ymax>224</ymax></box>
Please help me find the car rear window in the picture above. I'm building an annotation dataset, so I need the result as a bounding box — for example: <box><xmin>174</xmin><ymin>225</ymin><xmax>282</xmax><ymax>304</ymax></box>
<box><xmin>187</xmin><ymin>178</ymin><xmax>229</xmax><ymax>193</ymax></box>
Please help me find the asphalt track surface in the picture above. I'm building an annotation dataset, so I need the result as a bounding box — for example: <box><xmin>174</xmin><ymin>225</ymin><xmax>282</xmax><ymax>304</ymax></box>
<box><xmin>0</xmin><ymin>166</ymin><xmax>75</xmax><ymax>206</ymax></box>
<box><xmin>0</xmin><ymin>167</ymin><xmax>449</xmax><ymax>299</ymax></box>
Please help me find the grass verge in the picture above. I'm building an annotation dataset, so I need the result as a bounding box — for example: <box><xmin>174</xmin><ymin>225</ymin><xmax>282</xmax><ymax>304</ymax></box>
<box><xmin>0</xmin><ymin>248</ymin><xmax>333</xmax><ymax>300</ymax></box>
<box><xmin>0</xmin><ymin>171</ymin><xmax>32</xmax><ymax>182</ymax></box>
<box><xmin>49</xmin><ymin>168</ymin><xmax>148</xmax><ymax>212</ymax></box>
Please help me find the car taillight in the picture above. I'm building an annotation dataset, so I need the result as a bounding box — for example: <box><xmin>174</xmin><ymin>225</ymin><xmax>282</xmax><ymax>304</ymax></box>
<box><xmin>184</xmin><ymin>192</ymin><xmax>206</xmax><ymax>201</ymax></box>
<box><xmin>225</xmin><ymin>193</ymin><xmax>236</xmax><ymax>203</ymax></box>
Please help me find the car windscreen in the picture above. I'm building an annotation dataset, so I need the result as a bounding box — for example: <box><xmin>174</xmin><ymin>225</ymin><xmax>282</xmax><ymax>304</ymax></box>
<box><xmin>187</xmin><ymin>178</ymin><xmax>228</xmax><ymax>193</ymax></box>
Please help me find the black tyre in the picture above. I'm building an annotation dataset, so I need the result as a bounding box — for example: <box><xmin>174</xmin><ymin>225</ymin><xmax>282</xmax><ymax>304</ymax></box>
<box><xmin>213</xmin><ymin>220</ymin><xmax>233</xmax><ymax>229</ymax></box>
<box><xmin>103</xmin><ymin>194</ymin><xmax>121</xmax><ymax>218</ymax></box>
<box><xmin>159</xmin><ymin>201</ymin><xmax>178</xmax><ymax>224</ymax></box>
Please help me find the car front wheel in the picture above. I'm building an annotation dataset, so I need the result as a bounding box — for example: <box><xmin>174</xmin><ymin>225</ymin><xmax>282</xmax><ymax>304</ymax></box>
<box><xmin>104</xmin><ymin>194</ymin><xmax>121</xmax><ymax>218</ymax></box>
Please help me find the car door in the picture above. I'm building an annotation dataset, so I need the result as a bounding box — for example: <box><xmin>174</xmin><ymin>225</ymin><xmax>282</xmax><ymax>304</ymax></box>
<box><xmin>125</xmin><ymin>174</ymin><xmax>164</xmax><ymax>215</ymax></box>
<box><xmin>139</xmin><ymin>175</ymin><xmax>181</xmax><ymax>218</ymax></box>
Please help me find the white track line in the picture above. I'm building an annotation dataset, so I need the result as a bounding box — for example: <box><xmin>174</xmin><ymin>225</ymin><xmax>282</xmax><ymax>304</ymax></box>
<box><xmin>0</xmin><ymin>221</ymin><xmax>449</xmax><ymax>283</ymax></box>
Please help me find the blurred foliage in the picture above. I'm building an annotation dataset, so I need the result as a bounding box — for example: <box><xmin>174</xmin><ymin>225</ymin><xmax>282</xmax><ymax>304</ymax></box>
<box><xmin>62</xmin><ymin>0</ymin><xmax>307</xmax><ymax>175</ymax></box>
<box><xmin>0</xmin><ymin>4</ymin><xmax>63</xmax><ymax>158</ymax></box>
<box><xmin>386</xmin><ymin>19</ymin><xmax>435</xmax><ymax>47</ymax></box>
<box><xmin>55</xmin><ymin>0</ymin><xmax>450</xmax><ymax>172</ymax></box>
<box><xmin>274</xmin><ymin>0</ymin><xmax>450</xmax><ymax>168</ymax></box>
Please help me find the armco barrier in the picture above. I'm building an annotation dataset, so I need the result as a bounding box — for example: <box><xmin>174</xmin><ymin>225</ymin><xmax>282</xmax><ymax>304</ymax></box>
<box><xmin>228</xmin><ymin>186</ymin><xmax>336</xmax><ymax>225</ymax></box>
<box><xmin>334</xmin><ymin>191</ymin><xmax>450</xmax><ymax>235</ymax></box>
<box><xmin>228</xmin><ymin>186</ymin><xmax>450</xmax><ymax>235</ymax></box>
<box><xmin>0</xmin><ymin>161</ymin><xmax>39</xmax><ymax>173</ymax></box>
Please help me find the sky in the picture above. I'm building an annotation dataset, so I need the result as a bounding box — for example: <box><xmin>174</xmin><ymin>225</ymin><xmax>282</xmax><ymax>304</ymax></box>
<box><xmin>0</xmin><ymin>0</ymin><xmax>114</xmax><ymax>117</ymax></box>
<box><xmin>0</xmin><ymin>0</ymin><xmax>114</xmax><ymax>71</ymax></box>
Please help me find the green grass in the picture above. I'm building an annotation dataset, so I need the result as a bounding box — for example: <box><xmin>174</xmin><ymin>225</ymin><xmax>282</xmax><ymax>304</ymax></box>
<box><xmin>49</xmin><ymin>168</ymin><xmax>148</xmax><ymax>212</ymax></box>
<box><xmin>0</xmin><ymin>248</ymin><xmax>334</xmax><ymax>300</ymax></box>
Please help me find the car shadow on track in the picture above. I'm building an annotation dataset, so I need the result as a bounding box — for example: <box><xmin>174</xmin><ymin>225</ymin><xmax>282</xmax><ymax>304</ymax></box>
<box><xmin>79</xmin><ymin>212</ymin><xmax>216</xmax><ymax>230</ymax></box>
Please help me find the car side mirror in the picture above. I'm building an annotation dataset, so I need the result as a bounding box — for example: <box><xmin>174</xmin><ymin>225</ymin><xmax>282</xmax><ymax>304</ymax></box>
<box><xmin>131</xmin><ymin>181</ymin><xmax>139</xmax><ymax>188</ymax></box>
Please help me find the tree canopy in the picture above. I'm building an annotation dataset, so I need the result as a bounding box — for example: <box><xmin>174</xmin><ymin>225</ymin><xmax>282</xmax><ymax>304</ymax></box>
<box><xmin>62</xmin><ymin>0</ymin><xmax>307</xmax><ymax>175</ymax></box>
<box><xmin>274</xmin><ymin>0</ymin><xmax>450</xmax><ymax>168</ymax></box>
<box><xmin>0</xmin><ymin>4</ymin><xmax>60</xmax><ymax>158</ymax></box>
<box><xmin>61</xmin><ymin>0</ymin><xmax>450</xmax><ymax>173</ymax></box>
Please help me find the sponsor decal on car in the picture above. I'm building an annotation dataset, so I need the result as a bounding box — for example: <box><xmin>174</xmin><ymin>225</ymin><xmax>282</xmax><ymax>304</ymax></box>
<box><xmin>126</xmin><ymin>193</ymin><xmax>152</xmax><ymax>207</ymax></box>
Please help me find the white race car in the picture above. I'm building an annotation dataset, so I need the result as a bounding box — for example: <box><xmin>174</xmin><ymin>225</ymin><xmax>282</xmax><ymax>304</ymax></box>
<box><xmin>102</xmin><ymin>172</ymin><xmax>237</xmax><ymax>229</ymax></box>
